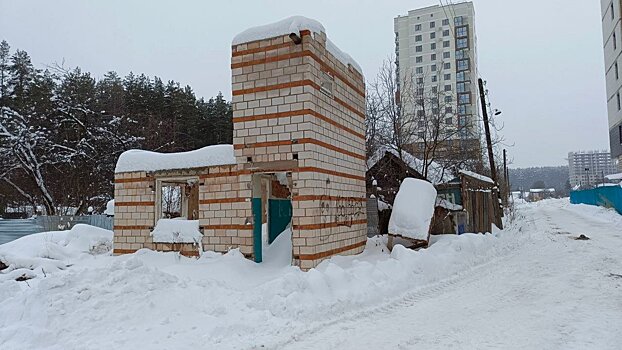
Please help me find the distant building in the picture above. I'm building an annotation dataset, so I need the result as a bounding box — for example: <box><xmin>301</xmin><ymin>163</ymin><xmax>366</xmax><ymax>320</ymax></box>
<box><xmin>600</xmin><ymin>1</ymin><xmax>622</xmax><ymax>165</ymax></box>
<box><xmin>568</xmin><ymin>150</ymin><xmax>619</xmax><ymax>188</ymax></box>
<box><xmin>394</xmin><ymin>1</ymin><xmax>482</xmax><ymax>162</ymax></box>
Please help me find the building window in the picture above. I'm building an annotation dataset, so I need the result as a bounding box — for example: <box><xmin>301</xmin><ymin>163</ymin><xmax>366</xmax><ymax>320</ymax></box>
<box><xmin>619</xmin><ymin>125</ymin><xmax>622</xmax><ymax>144</ymax></box>
<box><xmin>457</xmin><ymin>82</ymin><xmax>466</xmax><ymax>93</ymax></box>
<box><xmin>457</xmin><ymin>38</ymin><xmax>468</xmax><ymax>49</ymax></box>
<box><xmin>432</xmin><ymin>86</ymin><xmax>438</xmax><ymax>93</ymax></box>
<box><xmin>444</xmin><ymin>84</ymin><xmax>452</xmax><ymax>91</ymax></box>
<box><xmin>431</xmin><ymin>75</ymin><xmax>438</xmax><ymax>82</ymax></box>
<box><xmin>454</xmin><ymin>16</ymin><xmax>463</xmax><ymax>26</ymax></box>
<box><xmin>415</xmin><ymin>35</ymin><xmax>422</xmax><ymax>42</ymax></box>
<box><xmin>430</xmin><ymin>21</ymin><xmax>436</xmax><ymax>28</ymax></box>
<box><xmin>444</xmin><ymin>62</ymin><xmax>451</xmax><ymax>69</ymax></box>
<box><xmin>458</xmin><ymin>105</ymin><xmax>467</xmax><ymax>115</ymax></box>
<box><xmin>415</xmin><ymin>24</ymin><xmax>421</xmax><ymax>31</ymax></box>
<box><xmin>416</xmin><ymin>77</ymin><xmax>424</xmax><ymax>84</ymax></box>
<box><xmin>445</xmin><ymin>117</ymin><xmax>453</xmax><ymax>124</ymax></box>
<box><xmin>416</xmin><ymin>67</ymin><xmax>423</xmax><ymax>74</ymax></box>
<box><xmin>416</xmin><ymin>56</ymin><xmax>423</xmax><ymax>63</ymax></box>
<box><xmin>416</xmin><ymin>45</ymin><xmax>423</xmax><ymax>52</ymax></box>
<box><xmin>456</xmin><ymin>50</ymin><xmax>466</xmax><ymax>59</ymax></box>
<box><xmin>156</xmin><ymin>177</ymin><xmax>200</xmax><ymax>220</ymax></box>
<box><xmin>617</xmin><ymin>92</ymin><xmax>621</xmax><ymax>110</ymax></box>
<box><xmin>318</xmin><ymin>72</ymin><xmax>333</xmax><ymax>99</ymax></box>
<box><xmin>443</xmin><ymin>40</ymin><xmax>450</xmax><ymax>48</ymax></box>
<box><xmin>445</xmin><ymin>95</ymin><xmax>452</xmax><ymax>102</ymax></box>
<box><xmin>444</xmin><ymin>73</ymin><xmax>451</xmax><ymax>80</ymax></box>
<box><xmin>443</xmin><ymin>29</ymin><xmax>450</xmax><ymax>37</ymax></box>
<box><xmin>457</xmin><ymin>59</ymin><xmax>469</xmax><ymax>71</ymax></box>
<box><xmin>430</xmin><ymin>32</ymin><xmax>436</xmax><ymax>39</ymax></box>
<box><xmin>431</xmin><ymin>43</ymin><xmax>436</xmax><ymax>50</ymax></box>
<box><xmin>456</xmin><ymin>26</ymin><xmax>468</xmax><ymax>37</ymax></box>
<box><xmin>459</xmin><ymin>93</ymin><xmax>471</xmax><ymax>104</ymax></box>
<box><xmin>443</xmin><ymin>19</ymin><xmax>449</xmax><ymax>25</ymax></box>
<box><xmin>431</xmin><ymin>53</ymin><xmax>437</xmax><ymax>61</ymax></box>
<box><xmin>431</xmin><ymin>64</ymin><xmax>437</xmax><ymax>71</ymax></box>
<box><xmin>445</xmin><ymin>107</ymin><xmax>453</xmax><ymax>114</ymax></box>
<box><xmin>443</xmin><ymin>51</ymin><xmax>450</xmax><ymax>59</ymax></box>
<box><xmin>457</xmin><ymin>71</ymin><xmax>466</xmax><ymax>82</ymax></box>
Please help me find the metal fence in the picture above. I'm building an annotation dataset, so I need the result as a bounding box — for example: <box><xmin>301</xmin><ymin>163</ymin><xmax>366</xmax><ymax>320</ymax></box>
<box><xmin>570</xmin><ymin>186</ymin><xmax>622</xmax><ymax>215</ymax></box>
<box><xmin>33</xmin><ymin>215</ymin><xmax>113</xmax><ymax>232</ymax></box>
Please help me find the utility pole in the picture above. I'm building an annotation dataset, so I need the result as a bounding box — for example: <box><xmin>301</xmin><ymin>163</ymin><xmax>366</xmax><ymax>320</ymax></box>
<box><xmin>478</xmin><ymin>78</ymin><xmax>497</xmax><ymax>183</ymax></box>
<box><xmin>503</xmin><ymin>149</ymin><xmax>509</xmax><ymax>204</ymax></box>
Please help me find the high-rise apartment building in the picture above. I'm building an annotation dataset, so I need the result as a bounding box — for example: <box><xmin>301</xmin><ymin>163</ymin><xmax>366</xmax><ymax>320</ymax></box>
<box><xmin>601</xmin><ymin>1</ymin><xmax>622</xmax><ymax>165</ymax></box>
<box><xmin>568</xmin><ymin>150</ymin><xmax>619</xmax><ymax>187</ymax></box>
<box><xmin>394</xmin><ymin>2</ymin><xmax>481</xmax><ymax>161</ymax></box>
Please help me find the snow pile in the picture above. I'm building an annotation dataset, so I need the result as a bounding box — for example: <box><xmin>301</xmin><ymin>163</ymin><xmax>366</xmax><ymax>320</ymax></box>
<box><xmin>459</xmin><ymin>169</ymin><xmax>494</xmax><ymax>184</ymax></box>
<box><xmin>232</xmin><ymin>16</ymin><xmax>362</xmax><ymax>74</ymax></box>
<box><xmin>0</xmin><ymin>224</ymin><xmax>112</xmax><ymax>281</ymax></box>
<box><xmin>151</xmin><ymin>219</ymin><xmax>203</xmax><ymax>244</ymax></box>
<box><xmin>605</xmin><ymin>172</ymin><xmax>622</xmax><ymax>181</ymax></box>
<box><xmin>115</xmin><ymin>144</ymin><xmax>235</xmax><ymax>173</ymax></box>
<box><xmin>367</xmin><ymin>146</ymin><xmax>453</xmax><ymax>185</ymax></box>
<box><xmin>388</xmin><ymin>178</ymin><xmax>437</xmax><ymax>240</ymax></box>
<box><xmin>436</xmin><ymin>197</ymin><xmax>463</xmax><ymax>211</ymax></box>
<box><xmin>103</xmin><ymin>199</ymin><xmax>114</xmax><ymax>216</ymax></box>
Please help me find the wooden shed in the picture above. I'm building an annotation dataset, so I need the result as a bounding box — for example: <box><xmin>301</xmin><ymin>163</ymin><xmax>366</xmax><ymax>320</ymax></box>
<box><xmin>459</xmin><ymin>170</ymin><xmax>503</xmax><ymax>233</ymax></box>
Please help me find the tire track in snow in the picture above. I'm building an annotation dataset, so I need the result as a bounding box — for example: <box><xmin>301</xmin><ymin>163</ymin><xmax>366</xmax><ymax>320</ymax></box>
<box><xmin>260</xmin><ymin>237</ymin><xmax>528</xmax><ymax>350</ymax></box>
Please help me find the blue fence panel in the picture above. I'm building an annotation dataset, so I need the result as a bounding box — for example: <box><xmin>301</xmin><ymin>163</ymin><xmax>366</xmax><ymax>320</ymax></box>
<box><xmin>570</xmin><ymin>186</ymin><xmax>622</xmax><ymax>214</ymax></box>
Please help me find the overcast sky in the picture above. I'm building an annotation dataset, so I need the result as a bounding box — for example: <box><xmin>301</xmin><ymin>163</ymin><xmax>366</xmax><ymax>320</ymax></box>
<box><xmin>0</xmin><ymin>0</ymin><xmax>609</xmax><ymax>168</ymax></box>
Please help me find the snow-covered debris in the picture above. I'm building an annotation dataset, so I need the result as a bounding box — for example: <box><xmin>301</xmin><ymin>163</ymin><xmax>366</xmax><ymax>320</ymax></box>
<box><xmin>378</xmin><ymin>199</ymin><xmax>392</xmax><ymax>211</ymax></box>
<box><xmin>459</xmin><ymin>170</ymin><xmax>494</xmax><ymax>184</ymax></box>
<box><xmin>115</xmin><ymin>144</ymin><xmax>235</xmax><ymax>173</ymax></box>
<box><xmin>388</xmin><ymin>178</ymin><xmax>437</xmax><ymax>240</ymax></box>
<box><xmin>232</xmin><ymin>16</ymin><xmax>362</xmax><ymax>74</ymax></box>
<box><xmin>436</xmin><ymin>198</ymin><xmax>463</xmax><ymax>211</ymax></box>
<box><xmin>151</xmin><ymin>219</ymin><xmax>203</xmax><ymax>244</ymax></box>
<box><xmin>104</xmin><ymin>199</ymin><xmax>114</xmax><ymax>216</ymax></box>
<box><xmin>0</xmin><ymin>224</ymin><xmax>112</xmax><ymax>279</ymax></box>
<box><xmin>367</xmin><ymin>146</ymin><xmax>453</xmax><ymax>185</ymax></box>
<box><xmin>605</xmin><ymin>172</ymin><xmax>622</xmax><ymax>181</ymax></box>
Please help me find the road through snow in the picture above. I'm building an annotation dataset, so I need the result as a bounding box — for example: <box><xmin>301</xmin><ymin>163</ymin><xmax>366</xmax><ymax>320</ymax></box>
<box><xmin>279</xmin><ymin>200</ymin><xmax>622</xmax><ymax>350</ymax></box>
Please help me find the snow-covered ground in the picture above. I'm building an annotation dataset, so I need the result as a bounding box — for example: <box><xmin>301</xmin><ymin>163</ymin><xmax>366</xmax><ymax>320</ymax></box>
<box><xmin>0</xmin><ymin>199</ymin><xmax>621</xmax><ymax>349</ymax></box>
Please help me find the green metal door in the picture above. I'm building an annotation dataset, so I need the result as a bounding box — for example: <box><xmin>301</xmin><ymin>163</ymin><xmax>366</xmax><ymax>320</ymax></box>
<box><xmin>268</xmin><ymin>199</ymin><xmax>292</xmax><ymax>243</ymax></box>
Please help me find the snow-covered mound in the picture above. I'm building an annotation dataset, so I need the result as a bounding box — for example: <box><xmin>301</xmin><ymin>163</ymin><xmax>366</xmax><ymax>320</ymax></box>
<box><xmin>0</xmin><ymin>224</ymin><xmax>112</xmax><ymax>280</ymax></box>
<box><xmin>151</xmin><ymin>219</ymin><xmax>203</xmax><ymax>244</ymax></box>
<box><xmin>115</xmin><ymin>144</ymin><xmax>235</xmax><ymax>173</ymax></box>
<box><xmin>459</xmin><ymin>169</ymin><xmax>494</xmax><ymax>184</ymax></box>
<box><xmin>232</xmin><ymin>16</ymin><xmax>362</xmax><ymax>74</ymax></box>
<box><xmin>104</xmin><ymin>199</ymin><xmax>114</xmax><ymax>216</ymax></box>
<box><xmin>389</xmin><ymin>178</ymin><xmax>437</xmax><ymax>240</ymax></box>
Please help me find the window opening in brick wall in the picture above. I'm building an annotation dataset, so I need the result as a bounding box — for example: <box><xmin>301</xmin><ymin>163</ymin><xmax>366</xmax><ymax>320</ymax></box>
<box><xmin>320</xmin><ymin>71</ymin><xmax>334</xmax><ymax>97</ymax></box>
<box><xmin>156</xmin><ymin>177</ymin><xmax>199</xmax><ymax>220</ymax></box>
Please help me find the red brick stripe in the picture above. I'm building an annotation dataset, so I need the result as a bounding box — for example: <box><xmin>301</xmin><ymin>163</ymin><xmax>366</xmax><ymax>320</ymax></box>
<box><xmin>232</xmin><ymin>79</ymin><xmax>319</xmax><ymax>96</ymax></box>
<box><xmin>234</xmin><ymin>138</ymin><xmax>365</xmax><ymax>161</ymax></box>
<box><xmin>231</xmin><ymin>50</ymin><xmax>365</xmax><ymax>98</ymax></box>
<box><xmin>293</xmin><ymin>219</ymin><xmax>367</xmax><ymax>230</ymax></box>
<box><xmin>232</xmin><ymin>41</ymin><xmax>294</xmax><ymax>57</ymax></box>
<box><xmin>294</xmin><ymin>239</ymin><xmax>367</xmax><ymax>260</ymax></box>
<box><xmin>199</xmin><ymin>198</ymin><xmax>247</xmax><ymax>205</ymax></box>
<box><xmin>233</xmin><ymin>108</ymin><xmax>365</xmax><ymax>139</ymax></box>
<box><xmin>296</xmin><ymin>167</ymin><xmax>365</xmax><ymax>181</ymax></box>
<box><xmin>200</xmin><ymin>224</ymin><xmax>253</xmax><ymax>230</ymax></box>
<box><xmin>115</xmin><ymin>201</ymin><xmax>155</xmax><ymax>207</ymax></box>
<box><xmin>292</xmin><ymin>195</ymin><xmax>366</xmax><ymax>202</ymax></box>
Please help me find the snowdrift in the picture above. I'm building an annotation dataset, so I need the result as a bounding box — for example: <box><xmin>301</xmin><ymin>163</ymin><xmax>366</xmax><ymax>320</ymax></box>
<box><xmin>151</xmin><ymin>219</ymin><xmax>203</xmax><ymax>244</ymax></box>
<box><xmin>388</xmin><ymin>178</ymin><xmax>437</xmax><ymax>240</ymax></box>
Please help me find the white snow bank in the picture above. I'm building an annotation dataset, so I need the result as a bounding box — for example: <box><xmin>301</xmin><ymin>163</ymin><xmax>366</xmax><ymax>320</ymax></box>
<box><xmin>0</xmin><ymin>224</ymin><xmax>112</xmax><ymax>279</ymax></box>
<box><xmin>115</xmin><ymin>144</ymin><xmax>235</xmax><ymax>173</ymax></box>
<box><xmin>389</xmin><ymin>178</ymin><xmax>437</xmax><ymax>240</ymax></box>
<box><xmin>605</xmin><ymin>172</ymin><xmax>622</xmax><ymax>180</ymax></box>
<box><xmin>104</xmin><ymin>199</ymin><xmax>114</xmax><ymax>216</ymax></box>
<box><xmin>232</xmin><ymin>16</ymin><xmax>362</xmax><ymax>74</ymax></box>
<box><xmin>151</xmin><ymin>219</ymin><xmax>203</xmax><ymax>244</ymax></box>
<box><xmin>262</xmin><ymin>227</ymin><xmax>292</xmax><ymax>266</ymax></box>
<box><xmin>459</xmin><ymin>170</ymin><xmax>494</xmax><ymax>184</ymax></box>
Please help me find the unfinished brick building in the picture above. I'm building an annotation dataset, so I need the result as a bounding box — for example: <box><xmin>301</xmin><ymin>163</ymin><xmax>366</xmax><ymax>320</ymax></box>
<box><xmin>112</xmin><ymin>16</ymin><xmax>366</xmax><ymax>269</ymax></box>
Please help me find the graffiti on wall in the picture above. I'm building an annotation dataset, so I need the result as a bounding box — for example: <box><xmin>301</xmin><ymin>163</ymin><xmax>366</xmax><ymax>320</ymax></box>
<box><xmin>320</xmin><ymin>198</ymin><xmax>365</xmax><ymax>226</ymax></box>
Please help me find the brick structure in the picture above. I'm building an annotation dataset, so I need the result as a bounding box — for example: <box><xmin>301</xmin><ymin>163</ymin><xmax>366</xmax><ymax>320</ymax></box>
<box><xmin>113</xmin><ymin>16</ymin><xmax>367</xmax><ymax>269</ymax></box>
